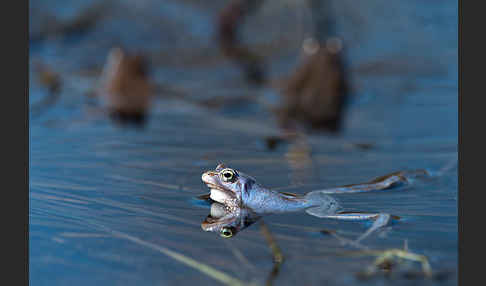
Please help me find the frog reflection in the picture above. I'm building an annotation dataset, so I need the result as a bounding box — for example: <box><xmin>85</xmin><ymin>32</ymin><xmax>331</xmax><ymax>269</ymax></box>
<box><xmin>201</xmin><ymin>202</ymin><xmax>261</xmax><ymax>238</ymax></box>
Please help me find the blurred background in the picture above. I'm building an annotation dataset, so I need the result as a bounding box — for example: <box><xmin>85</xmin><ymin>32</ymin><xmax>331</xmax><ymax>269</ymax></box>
<box><xmin>29</xmin><ymin>0</ymin><xmax>458</xmax><ymax>285</ymax></box>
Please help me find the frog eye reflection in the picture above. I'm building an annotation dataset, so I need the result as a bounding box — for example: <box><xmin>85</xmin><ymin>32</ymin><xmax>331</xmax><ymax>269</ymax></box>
<box><xmin>220</xmin><ymin>228</ymin><xmax>233</xmax><ymax>238</ymax></box>
<box><xmin>220</xmin><ymin>169</ymin><xmax>236</xmax><ymax>182</ymax></box>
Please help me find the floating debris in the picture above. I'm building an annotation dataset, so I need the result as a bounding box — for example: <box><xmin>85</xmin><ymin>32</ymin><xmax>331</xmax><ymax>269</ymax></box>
<box><xmin>98</xmin><ymin>47</ymin><xmax>153</xmax><ymax>126</ymax></box>
<box><xmin>276</xmin><ymin>37</ymin><xmax>349</xmax><ymax>132</ymax></box>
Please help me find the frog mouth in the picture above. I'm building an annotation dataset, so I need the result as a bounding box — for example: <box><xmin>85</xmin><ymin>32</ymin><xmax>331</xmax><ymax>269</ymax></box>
<box><xmin>204</xmin><ymin>182</ymin><xmax>237</xmax><ymax>202</ymax></box>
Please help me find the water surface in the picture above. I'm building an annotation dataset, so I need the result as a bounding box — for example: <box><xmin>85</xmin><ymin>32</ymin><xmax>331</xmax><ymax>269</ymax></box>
<box><xmin>30</xmin><ymin>1</ymin><xmax>458</xmax><ymax>285</ymax></box>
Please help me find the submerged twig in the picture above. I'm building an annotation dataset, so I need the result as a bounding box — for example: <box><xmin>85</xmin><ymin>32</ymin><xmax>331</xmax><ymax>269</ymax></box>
<box><xmin>260</xmin><ymin>221</ymin><xmax>284</xmax><ymax>286</ymax></box>
<box><xmin>341</xmin><ymin>245</ymin><xmax>433</xmax><ymax>278</ymax></box>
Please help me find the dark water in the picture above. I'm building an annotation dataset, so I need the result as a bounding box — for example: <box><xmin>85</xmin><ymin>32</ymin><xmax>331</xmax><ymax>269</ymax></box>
<box><xmin>29</xmin><ymin>0</ymin><xmax>457</xmax><ymax>285</ymax></box>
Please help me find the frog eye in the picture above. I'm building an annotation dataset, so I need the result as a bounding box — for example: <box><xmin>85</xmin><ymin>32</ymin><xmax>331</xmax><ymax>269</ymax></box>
<box><xmin>220</xmin><ymin>168</ymin><xmax>236</xmax><ymax>183</ymax></box>
<box><xmin>220</xmin><ymin>227</ymin><xmax>233</xmax><ymax>238</ymax></box>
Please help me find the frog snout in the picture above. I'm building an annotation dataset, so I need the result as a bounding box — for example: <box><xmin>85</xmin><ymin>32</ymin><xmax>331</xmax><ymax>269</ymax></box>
<box><xmin>202</xmin><ymin>171</ymin><xmax>217</xmax><ymax>183</ymax></box>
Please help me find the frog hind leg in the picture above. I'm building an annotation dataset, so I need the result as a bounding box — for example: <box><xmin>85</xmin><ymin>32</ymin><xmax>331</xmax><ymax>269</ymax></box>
<box><xmin>311</xmin><ymin>212</ymin><xmax>396</xmax><ymax>243</ymax></box>
<box><xmin>310</xmin><ymin>169</ymin><xmax>429</xmax><ymax>195</ymax></box>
